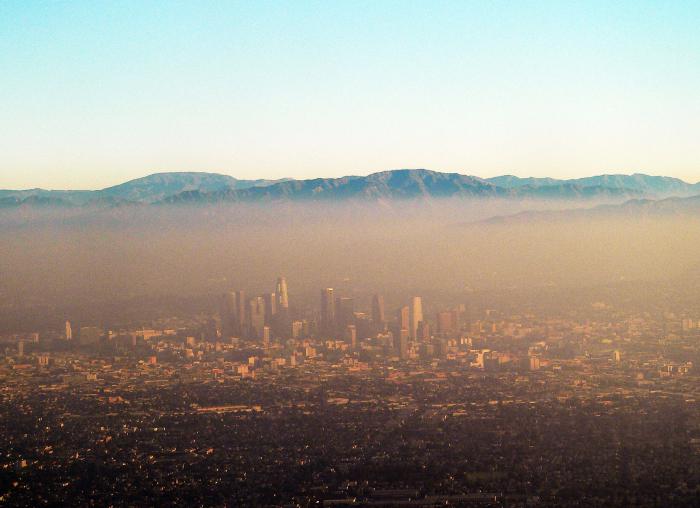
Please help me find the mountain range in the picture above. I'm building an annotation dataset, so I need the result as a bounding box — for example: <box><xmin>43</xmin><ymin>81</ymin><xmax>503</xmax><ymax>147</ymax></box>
<box><xmin>1</xmin><ymin>169</ymin><xmax>699</xmax><ymax>208</ymax></box>
<box><xmin>479</xmin><ymin>194</ymin><xmax>700</xmax><ymax>225</ymax></box>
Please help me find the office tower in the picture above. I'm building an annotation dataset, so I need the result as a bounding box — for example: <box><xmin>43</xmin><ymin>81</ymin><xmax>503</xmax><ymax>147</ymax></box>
<box><xmin>276</xmin><ymin>277</ymin><xmax>289</xmax><ymax>310</ymax></box>
<box><xmin>17</xmin><ymin>340</ymin><xmax>24</xmax><ymax>357</ymax></box>
<box><xmin>354</xmin><ymin>313</ymin><xmax>372</xmax><ymax>339</ymax></box>
<box><xmin>80</xmin><ymin>326</ymin><xmax>102</xmax><ymax>345</ymax></box>
<box><xmin>398</xmin><ymin>329</ymin><xmax>409</xmax><ymax>360</ymax></box>
<box><xmin>220</xmin><ymin>292</ymin><xmax>238</xmax><ymax>338</ymax></box>
<box><xmin>263</xmin><ymin>292</ymin><xmax>277</xmax><ymax>323</ymax></box>
<box><xmin>335</xmin><ymin>297</ymin><xmax>355</xmax><ymax>333</ymax></box>
<box><xmin>397</xmin><ymin>305</ymin><xmax>410</xmax><ymax>333</ymax></box>
<box><xmin>371</xmin><ymin>294</ymin><xmax>385</xmax><ymax>331</ymax></box>
<box><xmin>410</xmin><ymin>296</ymin><xmax>423</xmax><ymax>340</ymax></box>
<box><xmin>321</xmin><ymin>288</ymin><xmax>335</xmax><ymax>335</ymax></box>
<box><xmin>291</xmin><ymin>320</ymin><xmax>303</xmax><ymax>339</ymax></box>
<box><xmin>262</xmin><ymin>326</ymin><xmax>271</xmax><ymax>347</ymax></box>
<box><xmin>436</xmin><ymin>310</ymin><xmax>458</xmax><ymax>337</ymax></box>
<box><xmin>417</xmin><ymin>321</ymin><xmax>430</xmax><ymax>341</ymax></box>
<box><xmin>235</xmin><ymin>290</ymin><xmax>247</xmax><ymax>333</ymax></box>
<box><xmin>346</xmin><ymin>324</ymin><xmax>357</xmax><ymax>349</ymax></box>
<box><xmin>248</xmin><ymin>297</ymin><xmax>266</xmax><ymax>340</ymax></box>
<box><xmin>65</xmin><ymin>320</ymin><xmax>72</xmax><ymax>340</ymax></box>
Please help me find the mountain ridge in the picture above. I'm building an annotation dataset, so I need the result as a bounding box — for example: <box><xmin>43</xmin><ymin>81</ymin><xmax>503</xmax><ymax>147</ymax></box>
<box><xmin>0</xmin><ymin>169</ymin><xmax>697</xmax><ymax>207</ymax></box>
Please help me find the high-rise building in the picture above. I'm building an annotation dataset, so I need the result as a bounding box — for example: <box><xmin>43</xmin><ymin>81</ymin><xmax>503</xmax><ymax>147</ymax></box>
<box><xmin>371</xmin><ymin>294</ymin><xmax>385</xmax><ymax>331</ymax></box>
<box><xmin>80</xmin><ymin>326</ymin><xmax>102</xmax><ymax>345</ymax></box>
<box><xmin>263</xmin><ymin>292</ymin><xmax>277</xmax><ymax>323</ymax></box>
<box><xmin>65</xmin><ymin>320</ymin><xmax>72</xmax><ymax>340</ymax></box>
<box><xmin>398</xmin><ymin>329</ymin><xmax>409</xmax><ymax>360</ymax></box>
<box><xmin>436</xmin><ymin>310</ymin><xmax>458</xmax><ymax>337</ymax></box>
<box><xmin>276</xmin><ymin>277</ymin><xmax>289</xmax><ymax>310</ymax></box>
<box><xmin>335</xmin><ymin>297</ymin><xmax>355</xmax><ymax>334</ymax></box>
<box><xmin>291</xmin><ymin>320</ymin><xmax>304</xmax><ymax>339</ymax></box>
<box><xmin>417</xmin><ymin>320</ymin><xmax>430</xmax><ymax>341</ymax></box>
<box><xmin>248</xmin><ymin>297</ymin><xmax>266</xmax><ymax>340</ymax></box>
<box><xmin>397</xmin><ymin>305</ymin><xmax>410</xmax><ymax>333</ymax></box>
<box><xmin>220</xmin><ymin>292</ymin><xmax>239</xmax><ymax>338</ymax></box>
<box><xmin>345</xmin><ymin>324</ymin><xmax>357</xmax><ymax>349</ymax></box>
<box><xmin>321</xmin><ymin>288</ymin><xmax>335</xmax><ymax>335</ymax></box>
<box><xmin>410</xmin><ymin>296</ymin><xmax>423</xmax><ymax>340</ymax></box>
<box><xmin>235</xmin><ymin>290</ymin><xmax>247</xmax><ymax>332</ymax></box>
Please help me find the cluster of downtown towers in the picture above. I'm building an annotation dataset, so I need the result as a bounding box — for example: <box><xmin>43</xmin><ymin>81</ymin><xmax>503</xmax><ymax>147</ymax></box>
<box><xmin>219</xmin><ymin>277</ymin><xmax>428</xmax><ymax>348</ymax></box>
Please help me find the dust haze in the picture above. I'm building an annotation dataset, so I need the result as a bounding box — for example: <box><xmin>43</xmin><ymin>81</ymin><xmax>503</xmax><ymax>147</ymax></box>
<box><xmin>2</xmin><ymin>199</ymin><xmax>698</xmax><ymax>313</ymax></box>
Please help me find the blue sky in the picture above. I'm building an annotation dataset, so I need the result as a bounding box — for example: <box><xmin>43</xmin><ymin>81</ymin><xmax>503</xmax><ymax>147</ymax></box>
<box><xmin>1</xmin><ymin>0</ymin><xmax>699</xmax><ymax>188</ymax></box>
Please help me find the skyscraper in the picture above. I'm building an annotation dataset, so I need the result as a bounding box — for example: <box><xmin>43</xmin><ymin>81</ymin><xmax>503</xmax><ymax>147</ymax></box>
<box><xmin>276</xmin><ymin>277</ymin><xmax>289</xmax><ymax>310</ymax></box>
<box><xmin>235</xmin><ymin>290</ymin><xmax>247</xmax><ymax>333</ymax></box>
<box><xmin>371</xmin><ymin>294</ymin><xmax>385</xmax><ymax>331</ymax></box>
<box><xmin>263</xmin><ymin>292</ymin><xmax>277</xmax><ymax>323</ymax></box>
<box><xmin>345</xmin><ymin>324</ymin><xmax>357</xmax><ymax>349</ymax></box>
<box><xmin>321</xmin><ymin>288</ymin><xmax>335</xmax><ymax>335</ymax></box>
<box><xmin>248</xmin><ymin>296</ymin><xmax>266</xmax><ymax>340</ymax></box>
<box><xmin>335</xmin><ymin>297</ymin><xmax>355</xmax><ymax>335</ymax></box>
<box><xmin>65</xmin><ymin>320</ymin><xmax>72</xmax><ymax>341</ymax></box>
<box><xmin>398</xmin><ymin>329</ymin><xmax>409</xmax><ymax>360</ymax></box>
<box><xmin>397</xmin><ymin>305</ymin><xmax>410</xmax><ymax>333</ymax></box>
<box><xmin>410</xmin><ymin>296</ymin><xmax>423</xmax><ymax>340</ymax></box>
<box><xmin>220</xmin><ymin>292</ymin><xmax>238</xmax><ymax>338</ymax></box>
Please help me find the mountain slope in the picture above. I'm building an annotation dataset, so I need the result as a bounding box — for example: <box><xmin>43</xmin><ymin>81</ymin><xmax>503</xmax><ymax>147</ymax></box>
<box><xmin>479</xmin><ymin>195</ymin><xmax>700</xmax><ymax>224</ymax></box>
<box><xmin>98</xmin><ymin>172</ymin><xmax>288</xmax><ymax>203</ymax></box>
<box><xmin>163</xmin><ymin>169</ymin><xmax>646</xmax><ymax>203</ymax></box>
<box><xmin>0</xmin><ymin>172</ymin><xmax>289</xmax><ymax>205</ymax></box>
<box><xmin>0</xmin><ymin>169</ymin><xmax>695</xmax><ymax>207</ymax></box>
<box><xmin>487</xmin><ymin>173</ymin><xmax>698</xmax><ymax>197</ymax></box>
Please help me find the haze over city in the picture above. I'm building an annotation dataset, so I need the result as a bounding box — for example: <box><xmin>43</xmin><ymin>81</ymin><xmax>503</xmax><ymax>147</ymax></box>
<box><xmin>2</xmin><ymin>2</ymin><xmax>700</xmax><ymax>507</ymax></box>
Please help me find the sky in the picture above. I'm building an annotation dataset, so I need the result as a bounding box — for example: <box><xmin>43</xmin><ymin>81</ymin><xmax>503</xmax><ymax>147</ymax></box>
<box><xmin>1</xmin><ymin>0</ymin><xmax>700</xmax><ymax>189</ymax></box>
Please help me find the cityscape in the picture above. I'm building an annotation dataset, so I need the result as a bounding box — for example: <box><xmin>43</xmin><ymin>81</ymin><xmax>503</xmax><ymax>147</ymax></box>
<box><xmin>3</xmin><ymin>1</ymin><xmax>700</xmax><ymax>506</ymax></box>
<box><xmin>3</xmin><ymin>275</ymin><xmax>700</xmax><ymax>505</ymax></box>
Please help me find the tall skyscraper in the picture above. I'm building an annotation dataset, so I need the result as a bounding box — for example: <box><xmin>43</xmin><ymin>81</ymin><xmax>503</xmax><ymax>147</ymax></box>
<box><xmin>65</xmin><ymin>320</ymin><xmax>72</xmax><ymax>340</ymax></box>
<box><xmin>371</xmin><ymin>294</ymin><xmax>385</xmax><ymax>331</ymax></box>
<box><xmin>410</xmin><ymin>296</ymin><xmax>423</xmax><ymax>340</ymax></box>
<box><xmin>220</xmin><ymin>292</ymin><xmax>238</xmax><ymax>338</ymax></box>
<box><xmin>276</xmin><ymin>277</ymin><xmax>289</xmax><ymax>310</ymax></box>
<box><xmin>436</xmin><ymin>310</ymin><xmax>458</xmax><ymax>337</ymax></box>
<box><xmin>397</xmin><ymin>305</ymin><xmax>410</xmax><ymax>333</ymax></box>
<box><xmin>235</xmin><ymin>290</ymin><xmax>247</xmax><ymax>333</ymax></box>
<box><xmin>263</xmin><ymin>292</ymin><xmax>277</xmax><ymax>323</ymax></box>
<box><xmin>335</xmin><ymin>297</ymin><xmax>355</xmax><ymax>334</ymax></box>
<box><xmin>248</xmin><ymin>297</ymin><xmax>266</xmax><ymax>340</ymax></box>
<box><xmin>321</xmin><ymin>288</ymin><xmax>335</xmax><ymax>335</ymax></box>
<box><xmin>398</xmin><ymin>329</ymin><xmax>409</xmax><ymax>360</ymax></box>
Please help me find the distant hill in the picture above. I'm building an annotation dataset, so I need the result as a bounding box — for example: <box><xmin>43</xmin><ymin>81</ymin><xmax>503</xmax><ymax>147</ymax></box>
<box><xmin>163</xmin><ymin>169</ymin><xmax>508</xmax><ymax>203</ymax></box>
<box><xmin>487</xmin><ymin>173</ymin><xmax>698</xmax><ymax>197</ymax></box>
<box><xmin>98</xmin><ymin>172</ymin><xmax>287</xmax><ymax>203</ymax></box>
<box><xmin>479</xmin><ymin>194</ymin><xmax>700</xmax><ymax>224</ymax></box>
<box><xmin>0</xmin><ymin>169</ymin><xmax>696</xmax><ymax>208</ymax></box>
<box><xmin>0</xmin><ymin>172</ymin><xmax>289</xmax><ymax>206</ymax></box>
<box><xmin>162</xmin><ymin>169</ymin><xmax>644</xmax><ymax>204</ymax></box>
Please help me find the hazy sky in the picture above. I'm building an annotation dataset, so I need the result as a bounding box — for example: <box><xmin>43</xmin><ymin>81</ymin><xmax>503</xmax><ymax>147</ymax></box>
<box><xmin>1</xmin><ymin>0</ymin><xmax>700</xmax><ymax>189</ymax></box>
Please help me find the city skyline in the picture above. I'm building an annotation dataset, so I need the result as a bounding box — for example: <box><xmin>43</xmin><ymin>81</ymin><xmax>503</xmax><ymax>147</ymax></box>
<box><xmin>3</xmin><ymin>2</ymin><xmax>700</xmax><ymax>505</ymax></box>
